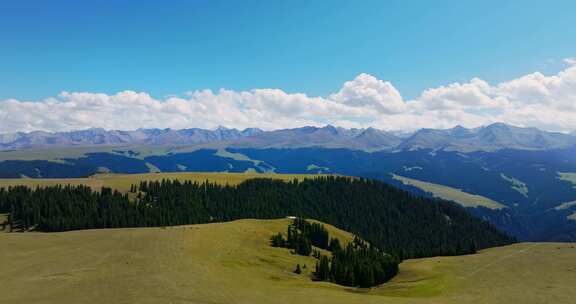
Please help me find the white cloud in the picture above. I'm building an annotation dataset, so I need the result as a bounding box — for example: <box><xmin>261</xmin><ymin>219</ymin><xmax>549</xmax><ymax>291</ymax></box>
<box><xmin>415</xmin><ymin>78</ymin><xmax>506</xmax><ymax>110</ymax></box>
<box><xmin>564</xmin><ymin>57</ymin><xmax>576</xmax><ymax>65</ymax></box>
<box><xmin>1</xmin><ymin>59</ymin><xmax>576</xmax><ymax>134</ymax></box>
<box><xmin>329</xmin><ymin>73</ymin><xmax>406</xmax><ymax>114</ymax></box>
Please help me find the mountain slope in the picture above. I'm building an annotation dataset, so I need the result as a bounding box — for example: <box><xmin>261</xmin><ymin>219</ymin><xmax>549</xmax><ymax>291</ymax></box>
<box><xmin>392</xmin><ymin>174</ymin><xmax>506</xmax><ymax>209</ymax></box>
<box><xmin>1</xmin><ymin>146</ymin><xmax>576</xmax><ymax>241</ymax></box>
<box><xmin>227</xmin><ymin>125</ymin><xmax>401</xmax><ymax>151</ymax></box>
<box><xmin>399</xmin><ymin>123</ymin><xmax>576</xmax><ymax>152</ymax></box>
<box><xmin>350</xmin><ymin>127</ymin><xmax>403</xmax><ymax>151</ymax></box>
<box><xmin>3</xmin><ymin>123</ymin><xmax>573</xmax><ymax>153</ymax></box>
<box><xmin>1</xmin><ymin>219</ymin><xmax>574</xmax><ymax>304</ymax></box>
<box><xmin>2</xmin><ymin>175</ymin><xmax>514</xmax><ymax>259</ymax></box>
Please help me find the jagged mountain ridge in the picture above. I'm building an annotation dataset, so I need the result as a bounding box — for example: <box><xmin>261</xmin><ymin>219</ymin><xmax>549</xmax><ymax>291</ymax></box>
<box><xmin>0</xmin><ymin>127</ymin><xmax>263</xmax><ymax>151</ymax></box>
<box><xmin>398</xmin><ymin>123</ymin><xmax>576</xmax><ymax>152</ymax></box>
<box><xmin>1</xmin><ymin>123</ymin><xmax>575</xmax><ymax>152</ymax></box>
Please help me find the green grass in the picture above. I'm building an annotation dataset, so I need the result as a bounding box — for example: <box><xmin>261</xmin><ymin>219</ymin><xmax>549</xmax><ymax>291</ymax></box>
<box><xmin>558</xmin><ymin>172</ymin><xmax>576</xmax><ymax>188</ymax></box>
<box><xmin>500</xmin><ymin>173</ymin><xmax>529</xmax><ymax>197</ymax></box>
<box><xmin>0</xmin><ymin>219</ymin><xmax>574</xmax><ymax>304</ymax></box>
<box><xmin>0</xmin><ymin>145</ymin><xmax>174</xmax><ymax>162</ymax></box>
<box><xmin>0</xmin><ymin>145</ymin><xmax>264</xmax><ymax>163</ymax></box>
<box><xmin>0</xmin><ymin>172</ymin><xmax>322</xmax><ymax>193</ymax></box>
<box><xmin>553</xmin><ymin>200</ymin><xmax>576</xmax><ymax>221</ymax></box>
<box><xmin>554</xmin><ymin>201</ymin><xmax>576</xmax><ymax>210</ymax></box>
<box><xmin>392</xmin><ymin>174</ymin><xmax>506</xmax><ymax>210</ymax></box>
<box><xmin>144</xmin><ymin>162</ymin><xmax>161</xmax><ymax>173</ymax></box>
<box><xmin>307</xmin><ymin>164</ymin><xmax>330</xmax><ymax>173</ymax></box>
<box><xmin>214</xmin><ymin>148</ymin><xmax>275</xmax><ymax>172</ymax></box>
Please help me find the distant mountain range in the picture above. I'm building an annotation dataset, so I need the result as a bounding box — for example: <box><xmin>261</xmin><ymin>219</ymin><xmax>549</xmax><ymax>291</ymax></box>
<box><xmin>1</xmin><ymin>123</ymin><xmax>576</xmax><ymax>242</ymax></box>
<box><xmin>1</xmin><ymin>123</ymin><xmax>575</xmax><ymax>152</ymax></box>
<box><xmin>0</xmin><ymin>126</ymin><xmax>263</xmax><ymax>151</ymax></box>
<box><xmin>399</xmin><ymin>123</ymin><xmax>576</xmax><ymax>152</ymax></box>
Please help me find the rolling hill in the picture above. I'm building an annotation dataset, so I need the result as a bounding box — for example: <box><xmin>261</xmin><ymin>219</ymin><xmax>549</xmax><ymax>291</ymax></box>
<box><xmin>0</xmin><ymin>219</ymin><xmax>574</xmax><ymax>304</ymax></box>
<box><xmin>1</xmin><ymin>174</ymin><xmax>512</xmax><ymax>258</ymax></box>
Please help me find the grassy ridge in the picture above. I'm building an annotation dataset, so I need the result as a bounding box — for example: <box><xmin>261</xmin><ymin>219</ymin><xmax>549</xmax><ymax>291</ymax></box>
<box><xmin>392</xmin><ymin>174</ymin><xmax>506</xmax><ymax>210</ymax></box>
<box><xmin>0</xmin><ymin>172</ymin><xmax>320</xmax><ymax>193</ymax></box>
<box><xmin>0</xmin><ymin>219</ymin><xmax>574</xmax><ymax>304</ymax></box>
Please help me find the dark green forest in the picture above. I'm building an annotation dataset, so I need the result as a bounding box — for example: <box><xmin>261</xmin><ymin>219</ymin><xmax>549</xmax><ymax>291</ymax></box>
<box><xmin>270</xmin><ymin>217</ymin><xmax>330</xmax><ymax>256</ymax></box>
<box><xmin>0</xmin><ymin>176</ymin><xmax>515</xmax><ymax>260</ymax></box>
<box><xmin>271</xmin><ymin>218</ymin><xmax>398</xmax><ymax>288</ymax></box>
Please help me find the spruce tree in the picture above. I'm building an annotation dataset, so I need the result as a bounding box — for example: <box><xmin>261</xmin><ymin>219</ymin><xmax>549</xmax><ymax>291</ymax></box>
<box><xmin>294</xmin><ymin>264</ymin><xmax>302</xmax><ymax>274</ymax></box>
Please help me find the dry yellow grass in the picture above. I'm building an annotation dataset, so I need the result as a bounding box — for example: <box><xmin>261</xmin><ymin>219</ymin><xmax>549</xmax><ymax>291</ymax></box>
<box><xmin>0</xmin><ymin>172</ymin><xmax>321</xmax><ymax>193</ymax></box>
<box><xmin>1</xmin><ymin>219</ymin><xmax>574</xmax><ymax>304</ymax></box>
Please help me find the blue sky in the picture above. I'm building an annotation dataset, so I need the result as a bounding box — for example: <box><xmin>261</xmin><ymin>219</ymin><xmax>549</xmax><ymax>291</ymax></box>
<box><xmin>1</xmin><ymin>0</ymin><xmax>575</xmax><ymax>101</ymax></box>
<box><xmin>1</xmin><ymin>0</ymin><xmax>576</xmax><ymax>133</ymax></box>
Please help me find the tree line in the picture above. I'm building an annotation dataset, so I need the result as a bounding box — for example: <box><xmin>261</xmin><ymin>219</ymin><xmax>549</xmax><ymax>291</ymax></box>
<box><xmin>316</xmin><ymin>237</ymin><xmax>399</xmax><ymax>287</ymax></box>
<box><xmin>271</xmin><ymin>218</ymin><xmax>399</xmax><ymax>288</ymax></box>
<box><xmin>270</xmin><ymin>217</ymin><xmax>330</xmax><ymax>255</ymax></box>
<box><xmin>0</xmin><ymin>176</ymin><xmax>515</xmax><ymax>259</ymax></box>
<box><xmin>270</xmin><ymin>217</ymin><xmax>330</xmax><ymax>256</ymax></box>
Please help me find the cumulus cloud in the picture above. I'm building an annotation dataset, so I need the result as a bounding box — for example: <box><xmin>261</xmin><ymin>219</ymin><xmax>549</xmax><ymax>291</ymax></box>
<box><xmin>564</xmin><ymin>58</ymin><xmax>576</xmax><ymax>65</ymax></box>
<box><xmin>415</xmin><ymin>78</ymin><xmax>507</xmax><ymax>110</ymax></box>
<box><xmin>1</xmin><ymin>59</ymin><xmax>576</xmax><ymax>134</ymax></box>
<box><xmin>329</xmin><ymin>73</ymin><xmax>406</xmax><ymax>114</ymax></box>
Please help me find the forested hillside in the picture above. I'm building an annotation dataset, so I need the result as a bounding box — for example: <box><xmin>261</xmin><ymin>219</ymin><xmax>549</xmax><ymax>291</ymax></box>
<box><xmin>2</xmin><ymin>140</ymin><xmax>576</xmax><ymax>242</ymax></box>
<box><xmin>0</xmin><ymin>176</ymin><xmax>514</xmax><ymax>259</ymax></box>
<box><xmin>271</xmin><ymin>218</ymin><xmax>399</xmax><ymax>287</ymax></box>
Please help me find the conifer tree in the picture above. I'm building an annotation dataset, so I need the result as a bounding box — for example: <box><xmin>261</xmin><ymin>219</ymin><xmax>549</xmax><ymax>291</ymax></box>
<box><xmin>294</xmin><ymin>264</ymin><xmax>302</xmax><ymax>274</ymax></box>
<box><xmin>315</xmin><ymin>255</ymin><xmax>330</xmax><ymax>281</ymax></box>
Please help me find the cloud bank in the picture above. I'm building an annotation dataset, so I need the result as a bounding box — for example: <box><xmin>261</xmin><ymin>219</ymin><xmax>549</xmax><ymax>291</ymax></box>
<box><xmin>2</xmin><ymin>60</ymin><xmax>576</xmax><ymax>134</ymax></box>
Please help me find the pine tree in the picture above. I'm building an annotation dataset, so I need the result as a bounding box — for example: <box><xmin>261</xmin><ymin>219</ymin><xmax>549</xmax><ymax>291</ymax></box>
<box><xmin>270</xmin><ymin>233</ymin><xmax>285</xmax><ymax>247</ymax></box>
<box><xmin>294</xmin><ymin>264</ymin><xmax>302</xmax><ymax>274</ymax></box>
<box><xmin>315</xmin><ymin>255</ymin><xmax>330</xmax><ymax>281</ymax></box>
<box><xmin>329</xmin><ymin>238</ymin><xmax>342</xmax><ymax>252</ymax></box>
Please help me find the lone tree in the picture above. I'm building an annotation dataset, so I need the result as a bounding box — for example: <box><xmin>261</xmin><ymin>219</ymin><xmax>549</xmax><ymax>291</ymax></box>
<box><xmin>294</xmin><ymin>264</ymin><xmax>302</xmax><ymax>274</ymax></box>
